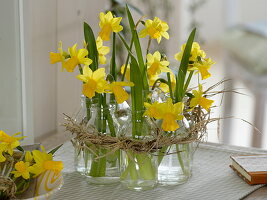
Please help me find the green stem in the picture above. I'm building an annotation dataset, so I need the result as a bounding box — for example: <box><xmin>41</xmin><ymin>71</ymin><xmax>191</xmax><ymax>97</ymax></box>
<box><xmin>136</xmin><ymin>153</ymin><xmax>156</xmax><ymax>180</ymax></box>
<box><xmin>102</xmin><ymin>94</ymin><xmax>116</xmax><ymax>137</ymax></box>
<box><xmin>120</xmin><ymin>151</ymin><xmax>139</xmax><ymax>181</ymax></box>
<box><xmin>128</xmin><ymin>152</ymin><xmax>138</xmax><ymax>180</ymax></box>
<box><xmin>120</xmin><ymin>164</ymin><xmax>130</xmax><ymax>180</ymax></box>
<box><xmin>146</xmin><ymin>37</ymin><xmax>151</xmax><ymax>56</ymax></box>
<box><xmin>97</xmin><ymin>149</ymin><xmax>107</xmax><ymax>177</ymax></box>
<box><xmin>176</xmin><ymin>144</ymin><xmax>187</xmax><ymax>175</ymax></box>
<box><xmin>84</xmin><ymin>147</ymin><xmax>89</xmax><ymax>170</ymax></box>
<box><xmin>96</xmin><ymin>94</ymin><xmax>103</xmax><ymax>132</ymax></box>
<box><xmin>85</xmin><ymin>97</ymin><xmax>91</xmax><ymax>122</ymax></box>
<box><xmin>101</xmin><ymin>95</ymin><xmax>107</xmax><ymax>133</ymax></box>
<box><xmin>157</xmin><ymin>146</ymin><xmax>169</xmax><ymax>165</ymax></box>
<box><xmin>183</xmin><ymin>71</ymin><xmax>194</xmax><ymax>94</ymax></box>
<box><xmin>111</xmin><ymin>33</ymin><xmax>117</xmax><ymax>81</ymax></box>
<box><xmin>89</xmin><ymin>153</ymin><xmax>100</xmax><ymax>177</ymax></box>
<box><xmin>105</xmin><ymin>109</ymin><xmax>116</xmax><ymax>137</ymax></box>
<box><xmin>129</xmin><ymin>160</ymin><xmax>138</xmax><ymax>181</ymax></box>
<box><xmin>89</xmin><ymin>94</ymin><xmax>107</xmax><ymax>177</ymax></box>
<box><xmin>121</xmin><ymin>35</ymin><xmax>134</xmax><ymax>81</ymax></box>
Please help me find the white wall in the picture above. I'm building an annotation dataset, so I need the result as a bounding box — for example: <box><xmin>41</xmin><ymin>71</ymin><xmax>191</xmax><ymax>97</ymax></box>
<box><xmin>56</xmin><ymin>0</ymin><xmax>107</xmax><ymax>133</ymax></box>
<box><xmin>0</xmin><ymin>1</ymin><xmax>23</xmax><ymax>135</ymax></box>
<box><xmin>28</xmin><ymin>0</ymin><xmax>58</xmax><ymax>139</ymax></box>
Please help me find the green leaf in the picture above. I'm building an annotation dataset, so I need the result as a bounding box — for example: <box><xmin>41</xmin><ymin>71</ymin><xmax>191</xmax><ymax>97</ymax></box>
<box><xmin>111</xmin><ymin>33</ymin><xmax>117</xmax><ymax>81</ymax></box>
<box><xmin>48</xmin><ymin>144</ymin><xmax>63</xmax><ymax>155</ymax></box>
<box><xmin>118</xmin><ymin>33</ymin><xmax>135</xmax><ymax>57</ymax></box>
<box><xmin>16</xmin><ymin>146</ymin><xmax>24</xmax><ymax>152</ymax></box>
<box><xmin>118</xmin><ymin>33</ymin><xmax>134</xmax><ymax>81</ymax></box>
<box><xmin>84</xmin><ymin>22</ymin><xmax>98</xmax><ymax>71</ymax></box>
<box><xmin>184</xmin><ymin>71</ymin><xmax>194</xmax><ymax>93</ymax></box>
<box><xmin>130</xmin><ymin>55</ymin><xmax>144</xmax><ymax>111</ymax></box>
<box><xmin>130</xmin><ymin>55</ymin><xmax>144</xmax><ymax>137</ymax></box>
<box><xmin>126</xmin><ymin>5</ymin><xmax>149</xmax><ymax>91</ymax></box>
<box><xmin>175</xmin><ymin>28</ymin><xmax>196</xmax><ymax>102</ymax></box>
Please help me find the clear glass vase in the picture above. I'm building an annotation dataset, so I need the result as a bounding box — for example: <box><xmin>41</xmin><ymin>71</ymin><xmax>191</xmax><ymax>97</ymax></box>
<box><xmin>73</xmin><ymin>96</ymin><xmax>122</xmax><ymax>185</ymax></box>
<box><xmin>120</xmin><ymin>111</ymin><xmax>159</xmax><ymax>190</ymax></box>
<box><xmin>158</xmin><ymin>118</ymin><xmax>194</xmax><ymax>186</ymax></box>
<box><xmin>158</xmin><ymin>143</ymin><xmax>193</xmax><ymax>186</ymax></box>
<box><xmin>120</xmin><ymin>151</ymin><xmax>158</xmax><ymax>191</ymax></box>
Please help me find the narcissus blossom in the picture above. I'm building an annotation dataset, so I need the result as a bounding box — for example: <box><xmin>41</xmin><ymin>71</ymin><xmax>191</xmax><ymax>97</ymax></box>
<box><xmin>143</xmin><ymin>102</ymin><xmax>162</xmax><ymax>119</ymax></box>
<box><xmin>96</xmin><ymin>37</ymin><xmax>110</xmax><ymax>64</ymax></box>
<box><xmin>76</xmin><ymin>66</ymin><xmax>108</xmax><ymax>98</ymax></box>
<box><xmin>30</xmin><ymin>146</ymin><xmax>63</xmax><ymax>177</ymax></box>
<box><xmin>99</xmin><ymin>11</ymin><xmax>123</xmax><ymax>41</ymax></box>
<box><xmin>146</xmin><ymin>51</ymin><xmax>170</xmax><ymax>76</ymax></box>
<box><xmin>160</xmin><ymin>99</ymin><xmax>184</xmax><ymax>131</ymax></box>
<box><xmin>11</xmin><ymin>161</ymin><xmax>33</xmax><ymax>179</ymax></box>
<box><xmin>139</xmin><ymin>17</ymin><xmax>169</xmax><ymax>43</ymax></box>
<box><xmin>64</xmin><ymin>44</ymin><xmax>92</xmax><ymax>72</ymax></box>
<box><xmin>0</xmin><ymin>131</ymin><xmax>24</xmax><ymax>162</ymax></box>
<box><xmin>144</xmin><ymin>98</ymin><xmax>184</xmax><ymax>132</ymax></box>
<box><xmin>174</xmin><ymin>42</ymin><xmax>206</xmax><ymax>62</ymax></box>
<box><xmin>50</xmin><ymin>41</ymin><xmax>67</xmax><ymax>68</ymax></box>
<box><xmin>105</xmin><ymin>82</ymin><xmax>134</xmax><ymax>104</ymax></box>
<box><xmin>189</xmin><ymin>58</ymin><xmax>215</xmax><ymax>80</ymax></box>
<box><xmin>190</xmin><ymin>84</ymin><xmax>214</xmax><ymax>111</ymax></box>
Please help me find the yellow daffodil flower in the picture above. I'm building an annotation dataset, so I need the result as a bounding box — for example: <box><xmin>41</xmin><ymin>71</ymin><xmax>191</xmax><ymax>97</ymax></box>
<box><xmin>105</xmin><ymin>82</ymin><xmax>134</xmax><ymax>104</ymax></box>
<box><xmin>50</xmin><ymin>41</ymin><xmax>68</xmax><ymax>70</ymax></box>
<box><xmin>143</xmin><ymin>102</ymin><xmax>162</xmax><ymax>119</ymax></box>
<box><xmin>0</xmin><ymin>131</ymin><xmax>24</xmax><ymax>162</ymax></box>
<box><xmin>96</xmin><ymin>37</ymin><xmax>110</xmax><ymax>64</ymax></box>
<box><xmin>190</xmin><ymin>84</ymin><xmax>214</xmax><ymax>111</ymax></box>
<box><xmin>99</xmin><ymin>11</ymin><xmax>123</xmax><ymax>41</ymax></box>
<box><xmin>11</xmin><ymin>161</ymin><xmax>33</xmax><ymax>179</ymax></box>
<box><xmin>174</xmin><ymin>42</ymin><xmax>206</xmax><ymax>62</ymax></box>
<box><xmin>143</xmin><ymin>98</ymin><xmax>184</xmax><ymax>132</ymax></box>
<box><xmin>189</xmin><ymin>58</ymin><xmax>215</xmax><ymax>80</ymax></box>
<box><xmin>64</xmin><ymin>44</ymin><xmax>92</xmax><ymax>72</ymax></box>
<box><xmin>147</xmin><ymin>51</ymin><xmax>170</xmax><ymax>76</ymax></box>
<box><xmin>76</xmin><ymin>66</ymin><xmax>108</xmax><ymax>98</ymax></box>
<box><xmin>31</xmin><ymin>147</ymin><xmax>63</xmax><ymax>177</ymax></box>
<box><xmin>139</xmin><ymin>17</ymin><xmax>169</xmax><ymax>43</ymax></box>
<box><xmin>160</xmin><ymin>99</ymin><xmax>184</xmax><ymax>132</ymax></box>
<box><xmin>120</xmin><ymin>64</ymin><xmax>130</xmax><ymax>81</ymax></box>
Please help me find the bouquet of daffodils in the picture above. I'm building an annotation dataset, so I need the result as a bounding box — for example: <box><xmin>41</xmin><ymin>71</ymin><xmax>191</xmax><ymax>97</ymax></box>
<box><xmin>0</xmin><ymin>130</ymin><xmax>63</xmax><ymax>199</ymax></box>
<box><xmin>55</xmin><ymin>5</ymin><xmax>218</xmax><ymax>188</ymax></box>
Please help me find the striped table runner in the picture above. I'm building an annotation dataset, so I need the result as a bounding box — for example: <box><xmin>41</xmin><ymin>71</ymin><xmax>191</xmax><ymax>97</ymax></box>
<box><xmin>53</xmin><ymin>142</ymin><xmax>266</xmax><ymax>200</ymax></box>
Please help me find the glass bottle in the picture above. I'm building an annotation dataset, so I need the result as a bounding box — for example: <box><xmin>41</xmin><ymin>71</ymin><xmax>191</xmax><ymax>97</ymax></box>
<box><xmin>120</xmin><ymin>111</ymin><xmax>159</xmax><ymax>190</ymax></box>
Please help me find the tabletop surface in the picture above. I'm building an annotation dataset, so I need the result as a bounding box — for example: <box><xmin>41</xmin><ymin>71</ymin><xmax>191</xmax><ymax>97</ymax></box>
<box><xmin>53</xmin><ymin>142</ymin><xmax>267</xmax><ymax>200</ymax></box>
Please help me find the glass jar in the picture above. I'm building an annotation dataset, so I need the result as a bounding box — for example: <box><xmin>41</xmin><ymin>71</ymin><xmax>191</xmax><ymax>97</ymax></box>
<box><xmin>158</xmin><ymin>118</ymin><xmax>194</xmax><ymax>186</ymax></box>
<box><xmin>72</xmin><ymin>96</ymin><xmax>90</xmax><ymax>174</ymax></box>
<box><xmin>72</xmin><ymin>95</ymin><xmax>90</xmax><ymax>126</ymax></box>
<box><xmin>73</xmin><ymin>96</ymin><xmax>122</xmax><ymax>184</ymax></box>
<box><xmin>120</xmin><ymin>111</ymin><xmax>159</xmax><ymax>190</ymax></box>
<box><xmin>120</xmin><ymin>151</ymin><xmax>158</xmax><ymax>191</ymax></box>
<box><xmin>158</xmin><ymin>143</ymin><xmax>193</xmax><ymax>186</ymax></box>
